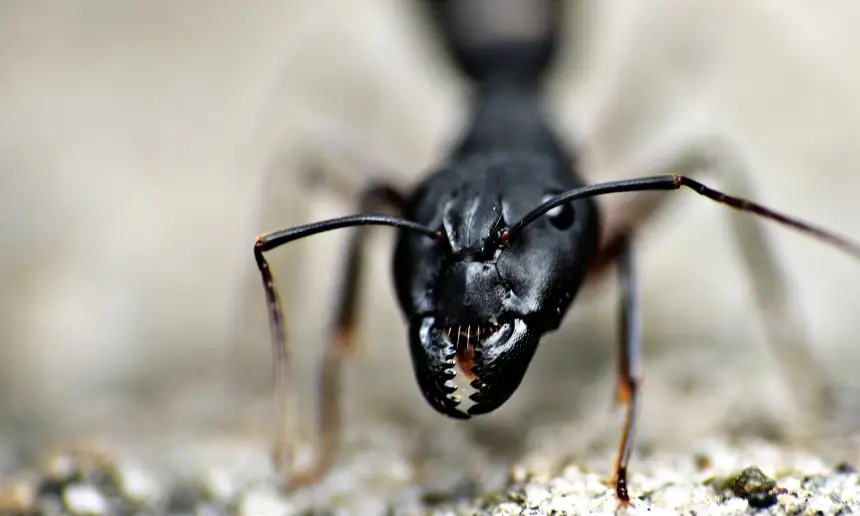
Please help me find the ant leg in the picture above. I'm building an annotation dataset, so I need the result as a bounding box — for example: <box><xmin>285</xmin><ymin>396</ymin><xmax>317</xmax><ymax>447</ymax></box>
<box><xmin>297</xmin><ymin>119</ymin><xmax>410</xmax><ymax>201</ymax></box>
<box><xmin>611</xmin><ymin>235</ymin><xmax>640</xmax><ymax>507</ymax></box>
<box><xmin>589</xmin><ymin>116</ymin><xmax>833</xmax><ymax>426</ymax></box>
<box><xmin>285</xmin><ymin>182</ymin><xmax>406</xmax><ymax>488</ymax></box>
<box><xmin>717</xmin><ymin>167</ymin><xmax>834</xmax><ymax>428</ymax></box>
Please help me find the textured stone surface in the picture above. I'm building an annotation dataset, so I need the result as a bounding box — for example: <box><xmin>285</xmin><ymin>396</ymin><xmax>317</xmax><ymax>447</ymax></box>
<box><xmin>2</xmin><ymin>433</ymin><xmax>859</xmax><ymax>515</ymax></box>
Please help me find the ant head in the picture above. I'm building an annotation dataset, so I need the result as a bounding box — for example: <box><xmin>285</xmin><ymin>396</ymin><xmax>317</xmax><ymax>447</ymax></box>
<box><xmin>393</xmin><ymin>154</ymin><xmax>601</xmax><ymax>418</ymax></box>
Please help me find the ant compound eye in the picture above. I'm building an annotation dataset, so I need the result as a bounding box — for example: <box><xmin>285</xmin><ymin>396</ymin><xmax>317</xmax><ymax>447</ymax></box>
<box><xmin>541</xmin><ymin>194</ymin><xmax>575</xmax><ymax>230</ymax></box>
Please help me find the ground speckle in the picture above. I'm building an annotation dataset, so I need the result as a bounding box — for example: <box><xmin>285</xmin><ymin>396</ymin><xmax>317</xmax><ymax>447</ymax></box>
<box><xmin>1</xmin><ymin>434</ymin><xmax>859</xmax><ymax>515</ymax></box>
<box><xmin>63</xmin><ymin>484</ymin><xmax>109</xmax><ymax>515</ymax></box>
<box><xmin>728</xmin><ymin>466</ymin><xmax>782</xmax><ymax>508</ymax></box>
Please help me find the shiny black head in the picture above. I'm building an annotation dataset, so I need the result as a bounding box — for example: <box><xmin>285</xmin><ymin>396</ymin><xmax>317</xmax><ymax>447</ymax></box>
<box><xmin>393</xmin><ymin>153</ymin><xmax>600</xmax><ymax>418</ymax></box>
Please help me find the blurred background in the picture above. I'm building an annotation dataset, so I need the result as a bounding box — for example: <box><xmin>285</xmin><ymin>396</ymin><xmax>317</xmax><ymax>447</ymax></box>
<box><xmin>2</xmin><ymin>0</ymin><xmax>860</xmax><ymax>492</ymax></box>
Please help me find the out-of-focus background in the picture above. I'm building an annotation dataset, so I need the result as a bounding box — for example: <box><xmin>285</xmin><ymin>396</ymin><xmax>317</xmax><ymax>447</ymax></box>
<box><xmin>2</xmin><ymin>0</ymin><xmax>860</xmax><ymax>489</ymax></box>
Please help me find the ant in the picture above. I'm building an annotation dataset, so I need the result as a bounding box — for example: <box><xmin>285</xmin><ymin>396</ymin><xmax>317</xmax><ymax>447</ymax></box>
<box><xmin>254</xmin><ymin>0</ymin><xmax>860</xmax><ymax>507</ymax></box>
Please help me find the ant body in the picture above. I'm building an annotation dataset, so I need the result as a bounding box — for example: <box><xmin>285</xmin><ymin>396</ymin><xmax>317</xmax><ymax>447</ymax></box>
<box><xmin>254</xmin><ymin>0</ymin><xmax>860</xmax><ymax>506</ymax></box>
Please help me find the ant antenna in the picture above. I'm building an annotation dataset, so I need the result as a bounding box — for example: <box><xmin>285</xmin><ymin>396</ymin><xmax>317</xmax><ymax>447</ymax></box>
<box><xmin>505</xmin><ymin>174</ymin><xmax>860</xmax><ymax>260</ymax></box>
<box><xmin>253</xmin><ymin>213</ymin><xmax>441</xmax><ymax>475</ymax></box>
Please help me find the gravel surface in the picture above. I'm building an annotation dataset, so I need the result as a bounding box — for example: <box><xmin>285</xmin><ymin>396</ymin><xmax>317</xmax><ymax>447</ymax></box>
<box><xmin>2</xmin><ymin>431</ymin><xmax>858</xmax><ymax>515</ymax></box>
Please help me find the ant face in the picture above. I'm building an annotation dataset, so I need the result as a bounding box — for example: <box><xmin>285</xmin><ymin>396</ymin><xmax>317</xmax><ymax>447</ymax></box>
<box><xmin>393</xmin><ymin>155</ymin><xmax>601</xmax><ymax>418</ymax></box>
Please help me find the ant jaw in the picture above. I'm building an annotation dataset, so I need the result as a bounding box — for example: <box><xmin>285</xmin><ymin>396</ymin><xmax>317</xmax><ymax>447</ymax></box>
<box><xmin>442</xmin><ymin>323</ymin><xmax>512</xmax><ymax>415</ymax></box>
<box><xmin>466</xmin><ymin>318</ymin><xmax>540</xmax><ymax>416</ymax></box>
<box><xmin>442</xmin><ymin>324</ymin><xmax>507</xmax><ymax>381</ymax></box>
<box><xmin>408</xmin><ymin>317</ymin><xmax>539</xmax><ymax>419</ymax></box>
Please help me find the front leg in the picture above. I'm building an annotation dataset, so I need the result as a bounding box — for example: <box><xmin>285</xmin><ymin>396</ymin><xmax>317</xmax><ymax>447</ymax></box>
<box><xmin>718</xmin><ymin>168</ymin><xmax>834</xmax><ymax>430</ymax></box>
<box><xmin>257</xmin><ymin>179</ymin><xmax>406</xmax><ymax>490</ymax></box>
<box><xmin>612</xmin><ymin>235</ymin><xmax>641</xmax><ymax>507</ymax></box>
<box><xmin>286</xmin><ymin>183</ymin><xmax>406</xmax><ymax>488</ymax></box>
<box><xmin>588</xmin><ymin>115</ymin><xmax>833</xmax><ymax>432</ymax></box>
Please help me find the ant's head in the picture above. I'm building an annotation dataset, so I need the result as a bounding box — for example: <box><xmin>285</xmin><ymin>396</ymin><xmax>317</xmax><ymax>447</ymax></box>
<box><xmin>393</xmin><ymin>154</ymin><xmax>600</xmax><ymax>419</ymax></box>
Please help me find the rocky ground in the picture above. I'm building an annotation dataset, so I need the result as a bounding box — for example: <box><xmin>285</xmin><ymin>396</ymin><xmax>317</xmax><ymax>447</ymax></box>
<box><xmin>1</xmin><ymin>426</ymin><xmax>858</xmax><ymax>515</ymax></box>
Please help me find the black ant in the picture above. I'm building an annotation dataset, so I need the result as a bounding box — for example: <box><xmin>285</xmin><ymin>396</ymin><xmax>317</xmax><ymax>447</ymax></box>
<box><xmin>254</xmin><ymin>0</ymin><xmax>860</xmax><ymax>507</ymax></box>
